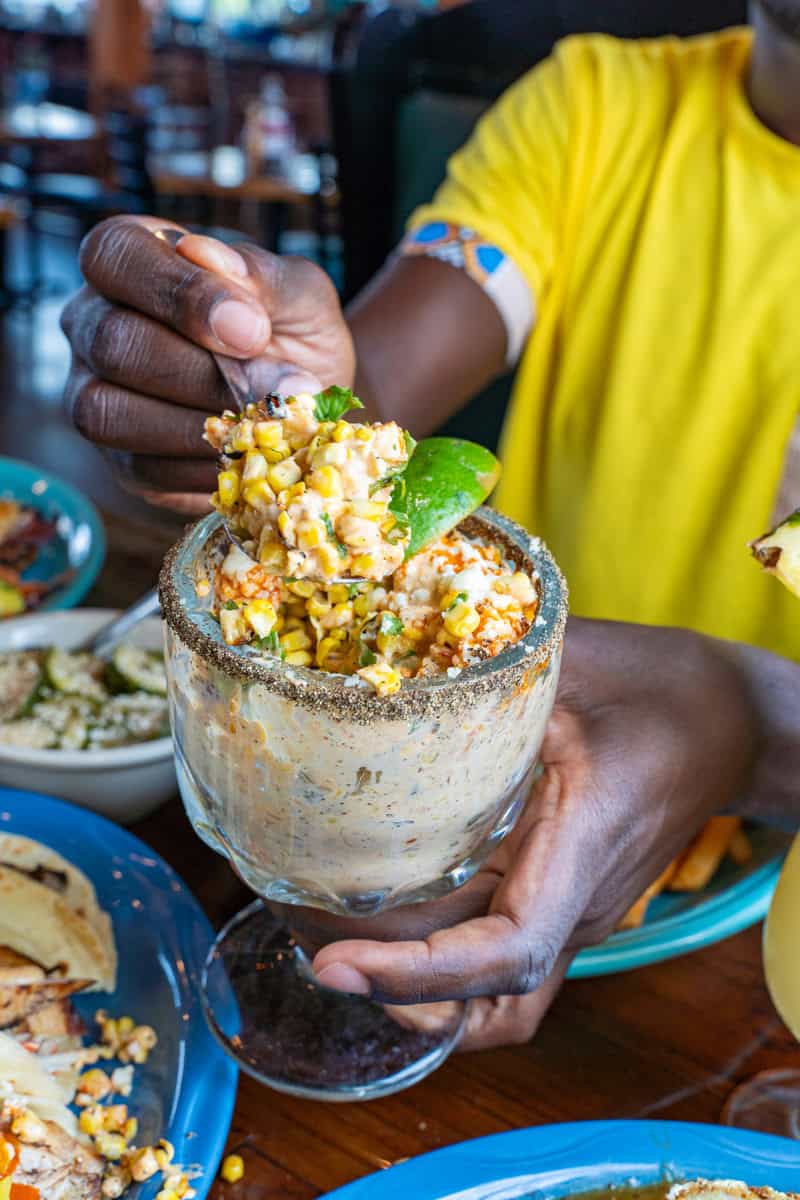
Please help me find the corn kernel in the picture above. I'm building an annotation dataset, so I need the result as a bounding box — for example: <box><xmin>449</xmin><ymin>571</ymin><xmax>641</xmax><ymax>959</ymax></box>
<box><xmin>221</xmin><ymin>1154</ymin><xmax>245</xmax><ymax>1183</ymax></box>
<box><xmin>358</xmin><ymin>662</ymin><xmax>401</xmax><ymax>696</ymax></box>
<box><xmin>307</xmin><ymin>595</ymin><xmax>332</xmax><ymax>619</ymax></box>
<box><xmin>287</xmin><ymin>579</ymin><xmax>315</xmax><ymax>598</ymax></box>
<box><xmin>316</xmin><ymin>542</ymin><xmax>342</xmax><ymax>576</ymax></box>
<box><xmin>284</xmin><ymin>481</ymin><xmax>306</xmax><ymax>501</ymax></box>
<box><xmin>128</xmin><ymin>1146</ymin><xmax>161</xmax><ymax>1183</ymax></box>
<box><xmin>277</xmin><ymin>510</ymin><xmax>294</xmax><ymax>541</ymax></box>
<box><xmin>280</xmin><ymin>629</ymin><xmax>312</xmax><ymax>653</ymax></box>
<box><xmin>78</xmin><ymin>1069</ymin><xmax>112</xmax><ymax>1100</ymax></box>
<box><xmin>297</xmin><ymin>522</ymin><xmax>322</xmax><ymax>551</ymax></box>
<box><xmin>309</xmin><ymin>465</ymin><xmax>342</xmax><ymax>499</ymax></box>
<box><xmin>217</xmin><ymin>470</ymin><xmax>240</xmax><ymax>507</ymax></box>
<box><xmin>352</xmin><ymin>553</ymin><xmax>377</xmax><ymax>576</ymax></box>
<box><xmin>123</xmin><ymin>1117</ymin><xmax>138</xmax><ymax>1141</ymax></box>
<box><xmin>329</xmin><ymin>602</ymin><xmax>354</xmax><ymax>627</ymax></box>
<box><xmin>444</xmin><ymin>603</ymin><xmax>480</xmax><ymax>638</ymax></box>
<box><xmin>380</xmin><ymin>515</ymin><xmax>397</xmax><ymax>534</ymax></box>
<box><xmin>157</xmin><ymin>1140</ymin><xmax>175</xmax><ymax>1165</ymax></box>
<box><xmin>331</xmin><ymin>420</ymin><xmax>354</xmax><ymax>442</ymax></box>
<box><xmin>254</xmin><ymin>420</ymin><xmax>283</xmax><ymax>449</ymax></box>
<box><xmin>353</xmin><ymin>594</ymin><xmax>372</xmax><ymax>617</ymax></box>
<box><xmin>244</xmin><ymin>599</ymin><xmax>277</xmax><ymax>638</ymax></box>
<box><xmin>284</xmin><ymin>650</ymin><xmax>313</xmax><ymax>667</ymax></box>
<box><xmin>440</xmin><ymin>590</ymin><xmax>461</xmax><ymax>612</ymax></box>
<box><xmin>219</xmin><ymin>606</ymin><xmax>247</xmax><ymax>644</ymax></box>
<box><xmin>354</xmin><ymin>426</ymin><xmax>371</xmax><ymax>441</ymax></box>
<box><xmin>349</xmin><ymin>499</ymin><xmax>384</xmax><ymax>521</ymax></box>
<box><xmin>96</xmin><ymin>1132</ymin><xmax>127</xmax><ymax>1161</ymax></box>
<box><xmin>262</xmin><ymin>443</ymin><xmax>290</xmax><ymax>462</ymax></box>
<box><xmin>230</xmin><ymin>420</ymin><xmax>254</xmax><ymax>452</ymax></box>
<box><xmin>316</xmin><ymin>635</ymin><xmax>340</xmax><ymax>664</ymax></box>
<box><xmin>79</xmin><ymin>1106</ymin><xmax>105</xmax><ymax>1136</ymax></box>
<box><xmin>267</xmin><ymin>459</ymin><xmax>302</xmax><ymax>492</ymax></box>
<box><xmin>258</xmin><ymin>538</ymin><xmax>288</xmax><ymax>572</ymax></box>
<box><xmin>242</xmin><ymin>479</ymin><xmax>275</xmax><ymax>508</ymax></box>
<box><xmin>328</xmin><ymin>583</ymin><xmax>349</xmax><ymax>604</ymax></box>
<box><xmin>241</xmin><ymin>451</ymin><xmax>268</xmax><ymax>483</ymax></box>
<box><xmin>312</xmin><ymin>442</ymin><xmax>348</xmax><ymax>468</ymax></box>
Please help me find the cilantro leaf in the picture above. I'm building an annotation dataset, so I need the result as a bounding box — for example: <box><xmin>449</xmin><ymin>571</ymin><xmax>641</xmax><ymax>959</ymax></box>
<box><xmin>446</xmin><ymin>591</ymin><xmax>468</xmax><ymax>611</ymax></box>
<box><xmin>321</xmin><ymin>512</ymin><xmax>348</xmax><ymax>558</ymax></box>
<box><xmin>379</xmin><ymin>613</ymin><xmax>403</xmax><ymax>637</ymax></box>
<box><xmin>255</xmin><ymin>630</ymin><xmax>281</xmax><ymax>655</ymax></box>
<box><xmin>222</xmin><ymin>600</ymin><xmax>239</xmax><ymax>611</ymax></box>
<box><xmin>359</xmin><ymin>645</ymin><xmax>377</xmax><ymax>667</ymax></box>
<box><xmin>403</xmin><ymin>430</ymin><xmax>417</xmax><ymax>457</ymax></box>
<box><xmin>314</xmin><ymin>386</ymin><xmax>364</xmax><ymax>423</ymax></box>
<box><xmin>347</xmin><ymin>582</ymin><xmax>363</xmax><ymax>599</ymax></box>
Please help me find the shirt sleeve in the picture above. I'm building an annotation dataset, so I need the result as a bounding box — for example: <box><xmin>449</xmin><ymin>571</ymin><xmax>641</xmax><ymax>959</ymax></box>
<box><xmin>402</xmin><ymin>50</ymin><xmax>571</xmax><ymax>366</ymax></box>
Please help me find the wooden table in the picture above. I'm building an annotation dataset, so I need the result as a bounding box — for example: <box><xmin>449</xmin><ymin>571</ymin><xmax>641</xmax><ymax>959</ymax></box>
<box><xmin>90</xmin><ymin>519</ymin><xmax>800</xmax><ymax>1199</ymax></box>
<box><xmin>149</xmin><ymin>145</ymin><xmax>319</xmax><ymax>205</ymax></box>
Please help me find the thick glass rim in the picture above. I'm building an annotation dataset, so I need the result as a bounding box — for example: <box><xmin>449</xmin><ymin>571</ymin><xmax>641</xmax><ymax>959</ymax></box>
<box><xmin>159</xmin><ymin>508</ymin><xmax>568</xmax><ymax>721</ymax></box>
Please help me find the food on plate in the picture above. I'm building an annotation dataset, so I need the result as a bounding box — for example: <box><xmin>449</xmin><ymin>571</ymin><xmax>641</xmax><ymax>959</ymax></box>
<box><xmin>210</xmin><ymin>527</ymin><xmax>539</xmax><ymax>696</ymax></box>
<box><xmin>670</xmin><ymin>1182</ymin><xmax>800</xmax><ymax>1199</ymax></box>
<box><xmin>619</xmin><ymin>816</ymin><xmax>753</xmax><ymax>931</ymax></box>
<box><xmin>0</xmin><ymin>835</ymin><xmax>116</xmax><ymax>993</ymax></box>
<box><xmin>751</xmin><ymin>507</ymin><xmax>800</xmax><ymax>598</ymax></box>
<box><xmin>0</xmin><ymin>501</ymin><xmax>67</xmax><ymax>618</ymax></box>
<box><xmin>0</xmin><ymin>645</ymin><xmax>168</xmax><ymax>752</ymax></box>
<box><xmin>0</xmin><ymin>835</ymin><xmax>198</xmax><ymax>1200</ymax></box>
<box><xmin>205</xmin><ymin>388</ymin><xmax>414</xmax><ymax>582</ymax></box>
<box><xmin>568</xmin><ymin>1184</ymin><xmax>799</xmax><ymax>1200</ymax></box>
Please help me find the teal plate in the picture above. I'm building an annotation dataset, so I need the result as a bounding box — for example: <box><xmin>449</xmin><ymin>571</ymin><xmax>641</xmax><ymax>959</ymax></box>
<box><xmin>569</xmin><ymin>826</ymin><xmax>789</xmax><ymax>979</ymax></box>
<box><xmin>0</xmin><ymin>455</ymin><xmax>106</xmax><ymax>609</ymax></box>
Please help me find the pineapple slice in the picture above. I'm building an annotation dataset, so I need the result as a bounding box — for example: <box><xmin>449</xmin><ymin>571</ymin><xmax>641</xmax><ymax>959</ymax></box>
<box><xmin>750</xmin><ymin>508</ymin><xmax>800</xmax><ymax>599</ymax></box>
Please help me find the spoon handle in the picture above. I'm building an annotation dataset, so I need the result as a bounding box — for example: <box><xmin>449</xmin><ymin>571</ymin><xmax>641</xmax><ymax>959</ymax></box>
<box><xmin>80</xmin><ymin>588</ymin><xmax>161</xmax><ymax>657</ymax></box>
<box><xmin>153</xmin><ymin>227</ymin><xmax>255</xmax><ymax>413</ymax></box>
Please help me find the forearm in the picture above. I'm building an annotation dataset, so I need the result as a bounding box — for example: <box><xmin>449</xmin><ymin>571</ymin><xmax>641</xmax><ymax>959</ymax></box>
<box><xmin>719</xmin><ymin>639</ymin><xmax>800</xmax><ymax>825</ymax></box>
<box><xmin>346</xmin><ymin>256</ymin><xmax>507</xmax><ymax>433</ymax></box>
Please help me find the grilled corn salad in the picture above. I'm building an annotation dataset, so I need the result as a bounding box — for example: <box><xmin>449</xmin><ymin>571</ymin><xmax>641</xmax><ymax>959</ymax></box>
<box><xmin>204</xmin><ymin>388</ymin><xmax>413</xmax><ymax>583</ymax></box>
<box><xmin>209</xmin><ymin>531</ymin><xmax>539</xmax><ymax>697</ymax></box>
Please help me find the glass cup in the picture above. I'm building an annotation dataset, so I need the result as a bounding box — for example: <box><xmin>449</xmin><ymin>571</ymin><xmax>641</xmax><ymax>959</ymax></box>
<box><xmin>160</xmin><ymin>507</ymin><xmax>567</xmax><ymax>1100</ymax></box>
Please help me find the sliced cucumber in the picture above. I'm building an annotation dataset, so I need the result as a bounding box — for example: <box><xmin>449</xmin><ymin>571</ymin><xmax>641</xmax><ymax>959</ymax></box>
<box><xmin>0</xmin><ymin>581</ymin><xmax>25</xmax><ymax>617</ymax></box>
<box><xmin>0</xmin><ymin>717</ymin><xmax>58</xmax><ymax>750</ymax></box>
<box><xmin>44</xmin><ymin>647</ymin><xmax>107</xmax><ymax>702</ymax></box>
<box><xmin>0</xmin><ymin>652</ymin><xmax>43</xmax><ymax>721</ymax></box>
<box><xmin>109</xmin><ymin>644</ymin><xmax>167</xmax><ymax>696</ymax></box>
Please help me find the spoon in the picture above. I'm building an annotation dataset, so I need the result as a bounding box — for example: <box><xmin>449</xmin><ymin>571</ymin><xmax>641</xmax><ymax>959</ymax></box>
<box><xmin>77</xmin><ymin>587</ymin><xmax>161</xmax><ymax>656</ymax></box>
<box><xmin>154</xmin><ymin>227</ymin><xmax>255</xmax><ymax>414</ymax></box>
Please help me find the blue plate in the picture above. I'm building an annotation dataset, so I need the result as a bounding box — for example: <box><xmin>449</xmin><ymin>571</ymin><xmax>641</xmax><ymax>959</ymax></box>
<box><xmin>570</xmin><ymin>826</ymin><xmax>789</xmax><ymax>979</ymax></box>
<box><xmin>325</xmin><ymin>1119</ymin><xmax>800</xmax><ymax>1198</ymax></box>
<box><xmin>0</xmin><ymin>786</ymin><xmax>238</xmax><ymax>1198</ymax></box>
<box><xmin>0</xmin><ymin>456</ymin><xmax>106</xmax><ymax>609</ymax></box>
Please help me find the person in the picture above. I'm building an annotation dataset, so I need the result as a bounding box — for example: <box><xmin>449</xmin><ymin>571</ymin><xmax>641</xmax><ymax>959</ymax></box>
<box><xmin>60</xmin><ymin>1</ymin><xmax>800</xmax><ymax>1047</ymax></box>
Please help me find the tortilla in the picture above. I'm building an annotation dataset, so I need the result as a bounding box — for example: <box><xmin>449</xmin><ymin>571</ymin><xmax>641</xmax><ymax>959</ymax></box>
<box><xmin>0</xmin><ymin>869</ymin><xmax>115</xmax><ymax>992</ymax></box>
<box><xmin>0</xmin><ymin>836</ymin><xmax>116</xmax><ymax>992</ymax></box>
<box><xmin>0</xmin><ymin>1030</ymin><xmax>78</xmax><ymax>1133</ymax></box>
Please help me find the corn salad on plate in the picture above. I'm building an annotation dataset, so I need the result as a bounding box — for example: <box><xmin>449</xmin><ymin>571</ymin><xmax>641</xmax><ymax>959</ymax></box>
<box><xmin>0</xmin><ymin>787</ymin><xmax>237</xmax><ymax>1199</ymax></box>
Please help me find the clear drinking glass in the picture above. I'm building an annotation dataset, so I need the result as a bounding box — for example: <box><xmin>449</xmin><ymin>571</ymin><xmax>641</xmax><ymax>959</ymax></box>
<box><xmin>160</xmin><ymin>508</ymin><xmax>567</xmax><ymax>1100</ymax></box>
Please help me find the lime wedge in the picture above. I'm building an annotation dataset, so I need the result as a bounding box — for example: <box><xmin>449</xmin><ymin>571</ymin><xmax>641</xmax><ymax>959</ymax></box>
<box><xmin>750</xmin><ymin>508</ymin><xmax>800</xmax><ymax>599</ymax></box>
<box><xmin>390</xmin><ymin>437</ymin><xmax>502</xmax><ymax>559</ymax></box>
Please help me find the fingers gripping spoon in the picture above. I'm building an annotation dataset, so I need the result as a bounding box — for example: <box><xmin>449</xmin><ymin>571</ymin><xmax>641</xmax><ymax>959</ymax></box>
<box><xmin>153</xmin><ymin>228</ymin><xmax>503</xmax><ymax>584</ymax></box>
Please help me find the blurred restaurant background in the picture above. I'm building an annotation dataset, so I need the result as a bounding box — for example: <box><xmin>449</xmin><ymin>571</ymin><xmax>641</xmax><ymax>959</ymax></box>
<box><xmin>0</xmin><ymin>0</ymin><xmax>747</xmax><ymax>565</ymax></box>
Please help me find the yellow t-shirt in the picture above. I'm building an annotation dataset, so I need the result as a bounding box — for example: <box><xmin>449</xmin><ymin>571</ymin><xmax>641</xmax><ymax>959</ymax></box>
<box><xmin>411</xmin><ymin>29</ymin><xmax>800</xmax><ymax>660</ymax></box>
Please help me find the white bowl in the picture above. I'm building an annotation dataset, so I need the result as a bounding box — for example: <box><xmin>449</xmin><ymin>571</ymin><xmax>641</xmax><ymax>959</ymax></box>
<box><xmin>0</xmin><ymin>609</ymin><xmax>175</xmax><ymax>824</ymax></box>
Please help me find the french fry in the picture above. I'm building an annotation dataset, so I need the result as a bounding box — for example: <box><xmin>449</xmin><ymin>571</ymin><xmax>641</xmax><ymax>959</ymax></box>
<box><xmin>728</xmin><ymin>827</ymin><xmax>754</xmax><ymax>866</ymax></box>
<box><xmin>619</xmin><ymin>859</ymin><xmax>679</xmax><ymax>930</ymax></box>
<box><xmin>668</xmin><ymin>816</ymin><xmax>741</xmax><ymax>892</ymax></box>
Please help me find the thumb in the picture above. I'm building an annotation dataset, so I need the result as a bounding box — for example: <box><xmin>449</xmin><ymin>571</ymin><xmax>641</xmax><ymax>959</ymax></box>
<box><xmin>311</xmin><ymin>768</ymin><xmax>588</xmax><ymax>1005</ymax></box>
